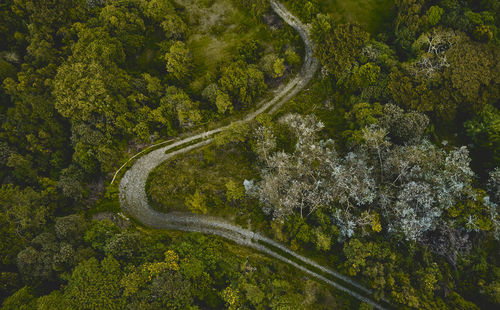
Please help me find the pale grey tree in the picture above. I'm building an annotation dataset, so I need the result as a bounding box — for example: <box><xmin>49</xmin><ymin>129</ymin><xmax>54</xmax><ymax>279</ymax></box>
<box><xmin>251</xmin><ymin>113</ymin><xmax>480</xmax><ymax>242</ymax></box>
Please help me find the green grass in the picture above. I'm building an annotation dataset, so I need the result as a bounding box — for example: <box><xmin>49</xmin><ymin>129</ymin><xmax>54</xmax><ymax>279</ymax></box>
<box><xmin>147</xmin><ymin>143</ymin><xmax>259</xmax><ymax>213</ymax></box>
<box><xmin>321</xmin><ymin>0</ymin><xmax>395</xmax><ymax>35</ymax></box>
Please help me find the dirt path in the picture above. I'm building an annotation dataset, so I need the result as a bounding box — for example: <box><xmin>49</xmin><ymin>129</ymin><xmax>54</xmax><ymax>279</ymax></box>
<box><xmin>119</xmin><ymin>2</ymin><xmax>388</xmax><ymax>309</ymax></box>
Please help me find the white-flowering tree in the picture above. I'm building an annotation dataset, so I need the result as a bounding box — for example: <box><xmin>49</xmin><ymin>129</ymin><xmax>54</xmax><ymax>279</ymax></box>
<box><xmin>374</xmin><ymin>135</ymin><xmax>475</xmax><ymax>241</ymax></box>
<box><xmin>410</xmin><ymin>28</ymin><xmax>458</xmax><ymax>78</ymax></box>
<box><xmin>250</xmin><ymin>113</ymin><xmax>482</xmax><ymax>242</ymax></box>
<box><xmin>488</xmin><ymin>167</ymin><xmax>500</xmax><ymax>203</ymax></box>
<box><xmin>487</xmin><ymin>168</ymin><xmax>500</xmax><ymax>239</ymax></box>
<box><xmin>252</xmin><ymin>114</ymin><xmax>337</xmax><ymax>219</ymax></box>
<box><xmin>250</xmin><ymin>114</ymin><xmax>378</xmax><ymax>233</ymax></box>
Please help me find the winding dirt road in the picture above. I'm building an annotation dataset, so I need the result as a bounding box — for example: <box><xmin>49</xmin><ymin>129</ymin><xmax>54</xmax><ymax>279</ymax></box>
<box><xmin>119</xmin><ymin>2</ymin><xmax>388</xmax><ymax>309</ymax></box>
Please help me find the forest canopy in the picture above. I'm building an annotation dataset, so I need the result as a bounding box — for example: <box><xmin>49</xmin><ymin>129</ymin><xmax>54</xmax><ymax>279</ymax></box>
<box><xmin>0</xmin><ymin>0</ymin><xmax>499</xmax><ymax>309</ymax></box>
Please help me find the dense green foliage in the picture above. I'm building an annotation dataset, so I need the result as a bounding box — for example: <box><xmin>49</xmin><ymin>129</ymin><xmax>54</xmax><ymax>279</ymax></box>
<box><xmin>1</xmin><ymin>0</ymin><xmax>499</xmax><ymax>309</ymax></box>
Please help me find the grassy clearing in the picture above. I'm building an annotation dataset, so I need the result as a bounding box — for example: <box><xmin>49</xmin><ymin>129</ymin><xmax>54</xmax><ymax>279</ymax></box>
<box><xmin>321</xmin><ymin>0</ymin><xmax>395</xmax><ymax>35</ymax></box>
<box><xmin>175</xmin><ymin>0</ymin><xmax>274</xmax><ymax>79</ymax></box>
<box><xmin>147</xmin><ymin>143</ymin><xmax>259</xmax><ymax>214</ymax></box>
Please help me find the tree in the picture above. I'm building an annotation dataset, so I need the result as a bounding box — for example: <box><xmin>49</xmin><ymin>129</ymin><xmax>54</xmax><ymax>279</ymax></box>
<box><xmin>161</xmin><ymin>15</ymin><xmax>188</xmax><ymax>40</ymax></box>
<box><xmin>267</xmin><ymin>278</ymin><xmax>303</xmax><ymax>309</ymax></box>
<box><xmin>286</xmin><ymin>0</ymin><xmax>319</xmax><ymax>22</ymax></box>
<box><xmin>142</xmin><ymin>0</ymin><xmax>175</xmax><ymax>23</ymax></box>
<box><xmin>54</xmin><ymin>214</ymin><xmax>86</xmax><ymax>242</ymax></box>
<box><xmin>237</xmin><ymin>39</ymin><xmax>263</xmax><ymax>63</ymax></box>
<box><xmin>465</xmin><ymin>104</ymin><xmax>500</xmax><ymax>169</ymax></box>
<box><xmin>389</xmin><ymin>31</ymin><xmax>499</xmax><ymax>121</ymax></box>
<box><xmin>225</xmin><ymin>180</ymin><xmax>245</xmax><ymax>202</ymax></box>
<box><xmin>285</xmin><ymin>49</ymin><xmax>301</xmax><ymax>68</ymax></box>
<box><xmin>313</xmin><ymin>229</ymin><xmax>331</xmax><ymax>251</ymax></box>
<box><xmin>130</xmin><ymin>74</ymin><xmax>177</xmax><ymax>140</ymax></box>
<box><xmin>10</xmin><ymin>0</ymin><xmax>86</xmax><ymax>65</ymax></box>
<box><xmin>488</xmin><ymin>167</ymin><xmax>500</xmax><ymax>203</ymax></box>
<box><xmin>2</xmin><ymin>67</ymin><xmax>70</xmax><ymax>178</ymax></box>
<box><xmin>251</xmin><ymin>114</ymin><xmax>478</xmax><ymax>241</ymax></box>
<box><xmin>69</xmin><ymin>23</ymin><xmax>126</xmax><ymax>65</ymax></box>
<box><xmin>221</xmin><ymin>286</ymin><xmax>241</xmax><ymax>310</ymax></box>
<box><xmin>84</xmin><ymin>220</ymin><xmax>120</xmax><ymax>252</ymax></box>
<box><xmin>313</xmin><ymin>21</ymin><xmax>369</xmax><ymax>79</ymax></box>
<box><xmin>0</xmin><ymin>185</ymin><xmax>48</xmax><ymax>240</ymax></box>
<box><xmin>380</xmin><ymin>103</ymin><xmax>429</xmax><ymax>144</ymax></box>
<box><xmin>99</xmin><ymin>0</ymin><xmax>145</xmax><ymax>54</ymax></box>
<box><xmin>473</xmin><ymin>24</ymin><xmax>494</xmax><ymax>43</ymax></box>
<box><xmin>219</xmin><ymin>61</ymin><xmax>266</xmax><ymax>108</ymax></box>
<box><xmin>0</xmin><ymin>271</ymin><xmax>20</xmax><ymax>300</ymax></box>
<box><xmin>241</xmin><ymin>282</ymin><xmax>265</xmax><ymax>307</ymax></box>
<box><xmin>426</xmin><ymin>6</ymin><xmax>444</xmax><ymax>27</ymax></box>
<box><xmin>16</xmin><ymin>232</ymin><xmax>76</xmax><ymax>283</ymax></box>
<box><xmin>6</xmin><ymin>153</ymin><xmax>37</xmax><ymax>183</ymax></box>
<box><xmin>0</xmin><ymin>59</ymin><xmax>17</xmax><ymax>82</ymax></box>
<box><xmin>393</xmin><ymin>0</ymin><xmax>425</xmax><ymax>53</ymax></box>
<box><xmin>86</xmin><ymin>0</ymin><xmax>105</xmax><ymax>9</ymax></box>
<box><xmin>35</xmin><ymin>290</ymin><xmax>66</xmax><ymax>310</ymax></box>
<box><xmin>57</xmin><ymin>165</ymin><xmax>86</xmax><ymax>201</ymax></box>
<box><xmin>16</xmin><ymin>245</ymin><xmax>51</xmax><ymax>283</ymax></box>
<box><xmin>388</xmin><ymin>66</ymin><xmax>455</xmax><ymax>120</ymax></box>
<box><xmin>104</xmin><ymin>232</ymin><xmax>141</xmax><ymax>262</ymax></box>
<box><xmin>343</xmin><ymin>102</ymin><xmax>384</xmax><ymax>143</ymax></box>
<box><xmin>410</xmin><ymin>28</ymin><xmax>456</xmax><ymax>78</ymax></box>
<box><xmin>353</xmin><ymin>63</ymin><xmax>380</xmax><ymax>87</ymax></box>
<box><xmin>359</xmin><ymin>303</ymin><xmax>374</xmax><ymax>310</ymax></box>
<box><xmin>121</xmin><ymin>250</ymin><xmax>184</xmax><ymax>306</ymax></box>
<box><xmin>366</xmin><ymin>129</ymin><xmax>475</xmax><ymax>241</ymax></box>
<box><xmin>250</xmin><ymin>114</ymin><xmax>337</xmax><ymax>219</ymax></box>
<box><xmin>185</xmin><ymin>190</ymin><xmax>208</xmax><ymax>214</ymax></box>
<box><xmin>52</xmin><ymin>24</ymin><xmax>132</xmax><ymax>173</ymax></box>
<box><xmin>64</xmin><ymin>257</ymin><xmax>124</xmax><ymax>310</ymax></box>
<box><xmin>214</xmin><ymin>122</ymin><xmax>250</xmax><ymax>146</ymax></box>
<box><xmin>53</xmin><ymin>60</ymin><xmax>129</xmax><ymax>124</ymax></box>
<box><xmin>445</xmin><ymin>36</ymin><xmax>500</xmax><ymax>108</ymax></box>
<box><xmin>260</xmin><ymin>54</ymin><xmax>285</xmax><ymax>78</ymax></box>
<box><xmin>165</xmin><ymin>41</ymin><xmax>192</xmax><ymax>81</ymax></box>
<box><xmin>1</xmin><ymin>286</ymin><xmax>37</xmax><ymax>310</ymax></box>
<box><xmin>389</xmin><ymin>272</ymin><xmax>420</xmax><ymax>307</ymax></box>
<box><xmin>215</xmin><ymin>90</ymin><xmax>233</xmax><ymax>114</ymax></box>
<box><xmin>163</xmin><ymin>86</ymin><xmax>201</xmax><ymax>128</ymax></box>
